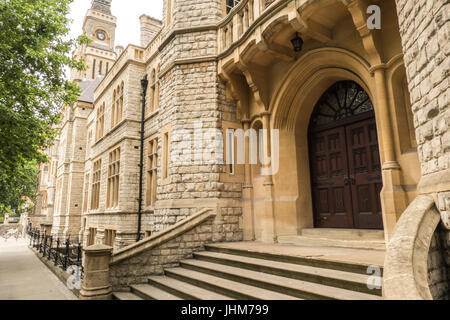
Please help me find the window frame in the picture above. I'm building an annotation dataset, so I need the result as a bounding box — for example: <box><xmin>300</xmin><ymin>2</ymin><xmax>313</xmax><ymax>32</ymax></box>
<box><xmin>91</xmin><ymin>159</ymin><xmax>102</xmax><ymax>210</ymax></box>
<box><xmin>146</xmin><ymin>138</ymin><xmax>158</xmax><ymax>206</ymax></box>
<box><xmin>95</xmin><ymin>102</ymin><xmax>105</xmax><ymax>141</ymax></box>
<box><xmin>106</xmin><ymin>147</ymin><xmax>120</xmax><ymax>209</ymax></box>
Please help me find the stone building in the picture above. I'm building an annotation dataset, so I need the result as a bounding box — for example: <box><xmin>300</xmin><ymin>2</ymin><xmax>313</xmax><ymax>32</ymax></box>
<box><xmin>32</xmin><ymin>0</ymin><xmax>449</xmax><ymax>300</ymax></box>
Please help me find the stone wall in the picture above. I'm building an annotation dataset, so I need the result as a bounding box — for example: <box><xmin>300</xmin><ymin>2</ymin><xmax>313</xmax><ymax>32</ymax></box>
<box><xmin>395</xmin><ymin>0</ymin><xmax>450</xmax><ymax>299</ymax></box>
<box><xmin>109</xmin><ymin>208</ymin><xmax>242</xmax><ymax>291</ymax></box>
<box><xmin>145</xmin><ymin>0</ymin><xmax>243</xmax><ymax>235</ymax></box>
<box><xmin>427</xmin><ymin>223</ymin><xmax>449</xmax><ymax>300</ymax></box>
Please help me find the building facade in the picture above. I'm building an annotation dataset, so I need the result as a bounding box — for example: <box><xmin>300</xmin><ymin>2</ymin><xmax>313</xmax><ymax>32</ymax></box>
<box><xmin>31</xmin><ymin>0</ymin><xmax>449</xmax><ymax>299</ymax></box>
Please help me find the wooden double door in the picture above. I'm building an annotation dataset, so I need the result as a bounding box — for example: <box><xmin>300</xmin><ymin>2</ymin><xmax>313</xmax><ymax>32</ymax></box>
<box><xmin>309</xmin><ymin>112</ymin><xmax>383</xmax><ymax>229</ymax></box>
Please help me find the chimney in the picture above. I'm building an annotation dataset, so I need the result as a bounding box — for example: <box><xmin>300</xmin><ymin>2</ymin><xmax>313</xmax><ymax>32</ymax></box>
<box><xmin>139</xmin><ymin>15</ymin><xmax>162</xmax><ymax>47</ymax></box>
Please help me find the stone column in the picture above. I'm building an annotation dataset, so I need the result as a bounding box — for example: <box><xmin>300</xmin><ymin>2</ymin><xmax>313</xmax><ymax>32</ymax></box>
<box><xmin>242</xmin><ymin>119</ymin><xmax>255</xmax><ymax>240</ymax></box>
<box><xmin>4</xmin><ymin>213</ymin><xmax>9</xmax><ymax>225</ymax></box>
<box><xmin>79</xmin><ymin>244</ymin><xmax>113</xmax><ymax>300</ymax></box>
<box><xmin>261</xmin><ymin>112</ymin><xmax>277</xmax><ymax>243</ymax></box>
<box><xmin>373</xmin><ymin>67</ymin><xmax>408</xmax><ymax>240</ymax></box>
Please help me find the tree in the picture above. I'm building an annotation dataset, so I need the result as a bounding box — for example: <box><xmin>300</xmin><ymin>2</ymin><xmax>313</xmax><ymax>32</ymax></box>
<box><xmin>0</xmin><ymin>0</ymin><xmax>87</xmax><ymax>207</ymax></box>
<box><xmin>0</xmin><ymin>159</ymin><xmax>38</xmax><ymax>212</ymax></box>
<box><xmin>0</xmin><ymin>1</ymin><xmax>87</xmax><ymax>180</ymax></box>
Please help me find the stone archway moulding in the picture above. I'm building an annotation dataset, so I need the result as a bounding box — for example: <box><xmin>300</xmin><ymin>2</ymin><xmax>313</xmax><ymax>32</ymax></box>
<box><xmin>269</xmin><ymin>47</ymin><xmax>374</xmax><ymax>131</ymax></box>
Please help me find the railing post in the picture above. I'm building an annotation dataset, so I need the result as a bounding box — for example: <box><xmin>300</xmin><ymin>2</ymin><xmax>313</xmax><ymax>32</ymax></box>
<box><xmin>77</xmin><ymin>242</ymin><xmax>82</xmax><ymax>266</ymax></box>
<box><xmin>63</xmin><ymin>237</ymin><xmax>70</xmax><ymax>270</ymax></box>
<box><xmin>48</xmin><ymin>236</ymin><xmax>53</xmax><ymax>260</ymax></box>
<box><xmin>79</xmin><ymin>244</ymin><xmax>113</xmax><ymax>300</ymax></box>
<box><xmin>55</xmin><ymin>238</ymin><xmax>60</xmax><ymax>266</ymax></box>
<box><xmin>43</xmin><ymin>233</ymin><xmax>47</xmax><ymax>256</ymax></box>
<box><xmin>37</xmin><ymin>230</ymin><xmax>41</xmax><ymax>251</ymax></box>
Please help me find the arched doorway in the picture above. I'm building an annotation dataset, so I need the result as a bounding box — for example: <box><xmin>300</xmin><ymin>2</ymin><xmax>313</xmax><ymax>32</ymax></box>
<box><xmin>308</xmin><ymin>81</ymin><xmax>383</xmax><ymax>229</ymax></box>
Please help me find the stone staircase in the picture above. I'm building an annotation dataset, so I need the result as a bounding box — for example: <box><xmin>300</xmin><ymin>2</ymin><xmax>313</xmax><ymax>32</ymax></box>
<box><xmin>278</xmin><ymin>228</ymin><xmax>386</xmax><ymax>250</ymax></box>
<box><xmin>113</xmin><ymin>241</ymin><xmax>383</xmax><ymax>300</ymax></box>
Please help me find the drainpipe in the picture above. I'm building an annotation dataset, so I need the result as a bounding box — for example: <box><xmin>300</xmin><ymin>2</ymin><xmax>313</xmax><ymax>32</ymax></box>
<box><xmin>137</xmin><ymin>74</ymin><xmax>148</xmax><ymax>242</ymax></box>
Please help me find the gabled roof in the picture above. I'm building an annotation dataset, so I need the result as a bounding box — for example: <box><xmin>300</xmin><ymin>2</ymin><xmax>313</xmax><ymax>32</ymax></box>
<box><xmin>78</xmin><ymin>76</ymin><xmax>104</xmax><ymax>104</ymax></box>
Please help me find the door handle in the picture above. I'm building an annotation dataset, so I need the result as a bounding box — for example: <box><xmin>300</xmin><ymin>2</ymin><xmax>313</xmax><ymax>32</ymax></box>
<box><xmin>349</xmin><ymin>175</ymin><xmax>356</xmax><ymax>185</ymax></box>
<box><xmin>344</xmin><ymin>175</ymin><xmax>356</xmax><ymax>185</ymax></box>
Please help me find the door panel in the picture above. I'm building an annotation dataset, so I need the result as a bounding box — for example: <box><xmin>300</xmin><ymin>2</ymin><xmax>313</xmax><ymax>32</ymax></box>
<box><xmin>310</xmin><ymin>127</ymin><xmax>354</xmax><ymax>228</ymax></box>
<box><xmin>346</xmin><ymin>118</ymin><xmax>383</xmax><ymax>229</ymax></box>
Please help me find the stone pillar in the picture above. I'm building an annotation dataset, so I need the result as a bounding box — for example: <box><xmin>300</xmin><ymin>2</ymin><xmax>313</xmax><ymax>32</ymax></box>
<box><xmin>242</xmin><ymin>119</ymin><xmax>255</xmax><ymax>240</ymax></box>
<box><xmin>373</xmin><ymin>67</ymin><xmax>408</xmax><ymax>240</ymax></box>
<box><xmin>4</xmin><ymin>213</ymin><xmax>9</xmax><ymax>225</ymax></box>
<box><xmin>261</xmin><ymin>112</ymin><xmax>277</xmax><ymax>243</ymax></box>
<box><xmin>79</xmin><ymin>244</ymin><xmax>113</xmax><ymax>300</ymax></box>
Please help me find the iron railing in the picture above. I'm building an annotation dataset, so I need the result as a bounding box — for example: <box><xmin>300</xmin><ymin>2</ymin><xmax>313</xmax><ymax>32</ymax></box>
<box><xmin>27</xmin><ymin>227</ymin><xmax>84</xmax><ymax>278</ymax></box>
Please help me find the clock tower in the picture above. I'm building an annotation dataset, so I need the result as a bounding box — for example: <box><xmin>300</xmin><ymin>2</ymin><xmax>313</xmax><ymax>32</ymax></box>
<box><xmin>71</xmin><ymin>0</ymin><xmax>118</xmax><ymax>82</ymax></box>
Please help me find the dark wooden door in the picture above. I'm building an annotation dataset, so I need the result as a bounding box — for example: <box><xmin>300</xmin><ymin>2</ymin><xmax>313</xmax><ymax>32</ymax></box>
<box><xmin>309</xmin><ymin>127</ymin><xmax>354</xmax><ymax>228</ymax></box>
<box><xmin>309</xmin><ymin>114</ymin><xmax>383</xmax><ymax>229</ymax></box>
<box><xmin>308</xmin><ymin>81</ymin><xmax>383</xmax><ymax>229</ymax></box>
<box><xmin>345</xmin><ymin>118</ymin><xmax>383</xmax><ymax>229</ymax></box>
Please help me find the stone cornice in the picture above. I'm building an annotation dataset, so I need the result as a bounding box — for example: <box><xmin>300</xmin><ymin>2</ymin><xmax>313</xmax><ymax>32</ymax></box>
<box><xmin>159</xmin><ymin>55</ymin><xmax>218</xmax><ymax>78</ymax></box>
<box><xmin>158</xmin><ymin>25</ymin><xmax>218</xmax><ymax>52</ymax></box>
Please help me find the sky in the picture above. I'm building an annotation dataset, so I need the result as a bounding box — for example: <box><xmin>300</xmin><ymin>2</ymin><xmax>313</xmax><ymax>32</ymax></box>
<box><xmin>68</xmin><ymin>0</ymin><xmax>164</xmax><ymax>48</ymax></box>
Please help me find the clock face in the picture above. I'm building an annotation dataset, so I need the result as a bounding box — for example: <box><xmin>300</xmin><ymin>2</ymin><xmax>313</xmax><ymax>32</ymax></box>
<box><xmin>96</xmin><ymin>31</ymin><xmax>106</xmax><ymax>41</ymax></box>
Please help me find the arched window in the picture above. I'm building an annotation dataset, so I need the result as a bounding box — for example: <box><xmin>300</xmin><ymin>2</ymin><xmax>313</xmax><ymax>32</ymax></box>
<box><xmin>155</xmin><ymin>66</ymin><xmax>160</xmax><ymax>110</ymax></box>
<box><xmin>112</xmin><ymin>82</ymin><xmax>124</xmax><ymax>127</ymax></box>
<box><xmin>309</xmin><ymin>81</ymin><xmax>373</xmax><ymax>130</ymax></box>
<box><xmin>118</xmin><ymin>82</ymin><xmax>124</xmax><ymax>123</ymax></box>
<box><xmin>96</xmin><ymin>102</ymin><xmax>105</xmax><ymax>141</ymax></box>
<box><xmin>149</xmin><ymin>69</ymin><xmax>157</xmax><ymax>113</ymax></box>
<box><xmin>226</xmin><ymin>0</ymin><xmax>241</xmax><ymax>14</ymax></box>
<box><xmin>111</xmin><ymin>89</ymin><xmax>116</xmax><ymax>127</ymax></box>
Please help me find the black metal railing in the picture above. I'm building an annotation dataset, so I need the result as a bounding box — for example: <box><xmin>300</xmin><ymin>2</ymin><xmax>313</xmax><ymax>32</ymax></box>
<box><xmin>27</xmin><ymin>227</ymin><xmax>84</xmax><ymax>278</ymax></box>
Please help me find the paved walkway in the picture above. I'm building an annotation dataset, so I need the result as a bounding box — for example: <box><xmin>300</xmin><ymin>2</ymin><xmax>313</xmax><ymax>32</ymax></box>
<box><xmin>0</xmin><ymin>237</ymin><xmax>77</xmax><ymax>300</ymax></box>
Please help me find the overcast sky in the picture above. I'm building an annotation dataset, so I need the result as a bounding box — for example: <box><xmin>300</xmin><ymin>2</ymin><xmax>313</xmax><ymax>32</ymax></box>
<box><xmin>68</xmin><ymin>0</ymin><xmax>164</xmax><ymax>48</ymax></box>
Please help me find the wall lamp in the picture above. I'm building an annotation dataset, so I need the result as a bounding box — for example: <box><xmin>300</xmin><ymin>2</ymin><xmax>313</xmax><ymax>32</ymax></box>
<box><xmin>291</xmin><ymin>33</ymin><xmax>304</xmax><ymax>52</ymax></box>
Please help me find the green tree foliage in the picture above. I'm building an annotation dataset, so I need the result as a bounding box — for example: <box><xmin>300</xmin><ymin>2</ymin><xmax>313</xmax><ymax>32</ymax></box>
<box><xmin>0</xmin><ymin>160</ymin><xmax>38</xmax><ymax>212</ymax></box>
<box><xmin>0</xmin><ymin>0</ymin><xmax>87</xmax><ymax>208</ymax></box>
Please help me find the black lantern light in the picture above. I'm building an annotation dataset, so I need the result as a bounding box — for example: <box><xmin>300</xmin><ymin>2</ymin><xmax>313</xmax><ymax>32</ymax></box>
<box><xmin>141</xmin><ymin>74</ymin><xmax>149</xmax><ymax>90</ymax></box>
<box><xmin>291</xmin><ymin>33</ymin><xmax>304</xmax><ymax>52</ymax></box>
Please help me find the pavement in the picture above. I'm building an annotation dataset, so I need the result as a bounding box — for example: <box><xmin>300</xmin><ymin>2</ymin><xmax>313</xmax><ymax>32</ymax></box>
<box><xmin>0</xmin><ymin>237</ymin><xmax>77</xmax><ymax>300</ymax></box>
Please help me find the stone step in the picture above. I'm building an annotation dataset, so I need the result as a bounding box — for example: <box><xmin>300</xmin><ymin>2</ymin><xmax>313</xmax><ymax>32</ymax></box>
<box><xmin>192</xmin><ymin>251</ymin><xmax>381</xmax><ymax>296</ymax></box>
<box><xmin>205</xmin><ymin>244</ymin><xmax>383</xmax><ymax>275</ymax></box>
<box><xmin>180</xmin><ymin>259</ymin><xmax>381</xmax><ymax>300</ymax></box>
<box><xmin>148</xmin><ymin>274</ymin><xmax>233</xmax><ymax>300</ymax></box>
<box><xmin>112</xmin><ymin>291</ymin><xmax>143</xmax><ymax>300</ymax></box>
<box><xmin>277</xmin><ymin>235</ymin><xmax>386</xmax><ymax>251</ymax></box>
<box><xmin>164</xmin><ymin>267</ymin><xmax>300</xmax><ymax>300</ymax></box>
<box><xmin>130</xmin><ymin>283</ymin><xmax>182</xmax><ymax>300</ymax></box>
<box><xmin>300</xmin><ymin>228</ymin><xmax>385</xmax><ymax>240</ymax></box>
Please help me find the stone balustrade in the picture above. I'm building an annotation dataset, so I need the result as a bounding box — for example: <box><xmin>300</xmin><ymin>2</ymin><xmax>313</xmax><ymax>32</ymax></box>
<box><xmin>219</xmin><ymin>0</ymin><xmax>258</xmax><ymax>52</ymax></box>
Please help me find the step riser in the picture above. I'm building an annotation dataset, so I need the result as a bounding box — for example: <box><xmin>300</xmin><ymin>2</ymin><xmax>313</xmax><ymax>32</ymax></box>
<box><xmin>147</xmin><ymin>277</ymin><xmax>197</xmax><ymax>300</ymax></box>
<box><xmin>300</xmin><ymin>229</ymin><xmax>385</xmax><ymax>241</ymax></box>
<box><xmin>205</xmin><ymin>245</ymin><xmax>383</xmax><ymax>276</ymax></box>
<box><xmin>164</xmin><ymin>269</ymin><xmax>259</xmax><ymax>300</ymax></box>
<box><xmin>180</xmin><ymin>261</ymin><xmax>331</xmax><ymax>300</ymax></box>
<box><xmin>193</xmin><ymin>254</ymin><xmax>381</xmax><ymax>296</ymax></box>
<box><xmin>112</xmin><ymin>294</ymin><xmax>122</xmax><ymax>300</ymax></box>
<box><xmin>130</xmin><ymin>287</ymin><xmax>155</xmax><ymax>300</ymax></box>
<box><xmin>277</xmin><ymin>236</ymin><xmax>385</xmax><ymax>251</ymax></box>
